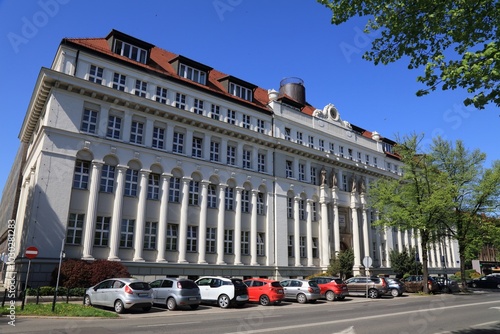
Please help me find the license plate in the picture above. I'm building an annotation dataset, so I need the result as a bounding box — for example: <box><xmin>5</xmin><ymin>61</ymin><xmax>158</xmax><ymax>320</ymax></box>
<box><xmin>138</xmin><ymin>293</ymin><xmax>148</xmax><ymax>297</ymax></box>
<box><xmin>343</xmin><ymin>287</ymin><xmax>347</xmax><ymax>290</ymax></box>
<box><xmin>278</xmin><ymin>289</ymin><xmax>283</xmax><ymax>294</ymax></box>
<box><xmin>189</xmin><ymin>297</ymin><xmax>198</xmax><ymax>301</ymax></box>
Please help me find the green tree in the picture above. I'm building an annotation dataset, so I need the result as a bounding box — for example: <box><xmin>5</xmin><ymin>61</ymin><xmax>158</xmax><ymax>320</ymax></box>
<box><xmin>431</xmin><ymin>138</ymin><xmax>500</xmax><ymax>288</ymax></box>
<box><xmin>369</xmin><ymin>134</ymin><xmax>453</xmax><ymax>293</ymax></box>
<box><xmin>389</xmin><ymin>247</ymin><xmax>422</xmax><ymax>278</ymax></box>
<box><xmin>317</xmin><ymin>0</ymin><xmax>500</xmax><ymax>109</ymax></box>
<box><xmin>337</xmin><ymin>249</ymin><xmax>355</xmax><ymax>280</ymax></box>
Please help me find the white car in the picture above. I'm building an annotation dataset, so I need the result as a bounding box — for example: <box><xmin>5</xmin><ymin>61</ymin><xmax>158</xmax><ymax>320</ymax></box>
<box><xmin>195</xmin><ymin>276</ymin><xmax>249</xmax><ymax>308</ymax></box>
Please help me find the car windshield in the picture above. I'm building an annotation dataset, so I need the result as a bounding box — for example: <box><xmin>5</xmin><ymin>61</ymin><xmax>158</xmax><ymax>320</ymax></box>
<box><xmin>179</xmin><ymin>280</ymin><xmax>198</xmax><ymax>289</ymax></box>
<box><xmin>270</xmin><ymin>281</ymin><xmax>281</xmax><ymax>288</ymax></box>
<box><xmin>333</xmin><ymin>279</ymin><xmax>343</xmax><ymax>284</ymax></box>
<box><xmin>129</xmin><ymin>282</ymin><xmax>151</xmax><ymax>290</ymax></box>
<box><xmin>308</xmin><ymin>281</ymin><xmax>318</xmax><ymax>287</ymax></box>
<box><xmin>231</xmin><ymin>279</ymin><xmax>246</xmax><ymax>287</ymax></box>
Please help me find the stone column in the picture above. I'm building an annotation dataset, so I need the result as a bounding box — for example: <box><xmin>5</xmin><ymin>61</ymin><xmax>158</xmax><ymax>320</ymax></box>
<box><xmin>177</xmin><ymin>177</ymin><xmax>191</xmax><ymax>263</ymax></box>
<box><xmin>385</xmin><ymin>226</ymin><xmax>394</xmax><ymax>268</ymax></box>
<box><xmin>108</xmin><ymin>165</ymin><xmax>128</xmax><ymax>261</ymax></box>
<box><xmin>133</xmin><ymin>169</ymin><xmax>150</xmax><ymax>262</ymax></box>
<box><xmin>156</xmin><ymin>173</ymin><xmax>171</xmax><ymax>262</ymax></box>
<box><xmin>350</xmin><ymin>192</ymin><xmax>362</xmax><ymax>270</ymax></box>
<box><xmin>82</xmin><ymin>160</ymin><xmax>103</xmax><ymax>260</ymax></box>
<box><xmin>250</xmin><ymin>189</ymin><xmax>259</xmax><ymax>265</ymax></box>
<box><xmin>216</xmin><ymin>184</ymin><xmax>227</xmax><ymax>265</ymax></box>
<box><xmin>234</xmin><ymin>187</ymin><xmax>243</xmax><ymax>265</ymax></box>
<box><xmin>361</xmin><ymin>196</ymin><xmax>370</xmax><ymax>260</ymax></box>
<box><xmin>294</xmin><ymin>196</ymin><xmax>302</xmax><ymax>267</ymax></box>
<box><xmin>320</xmin><ymin>192</ymin><xmax>330</xmax><ymax>267</ymax></box>
<box><xmin>306</xmin><ymin>199</ymin><xmax>314</xmax><ymax>267</ymax></box>
<box><xmin>198</xmin><ymin>180</ymin><xmax>209</xmax><ymax>264</ymax></box>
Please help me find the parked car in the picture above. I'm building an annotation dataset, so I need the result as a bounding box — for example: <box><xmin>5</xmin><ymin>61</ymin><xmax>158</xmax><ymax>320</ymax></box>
<box><xmin>149</xmin><ymin>277</ymin><xmax>201</xmax><ymax>310</ymax></box>
<box><xmin>309</xmin><ymin>276</ymin><xmax>348</xmax><ymax>301</ymax></box>
<box><xmin>344</xmin><ymin>276</ymin><xmax>389</xmax><ymax>299</ymax></box>
<box><xmin>403</xmin><ymin>275</ymin><xmax>439</xmax><ymax>293</ymax></box>
<box><xmin>468</xmin><ymin>275</ymin><xmax>500</xmax><ymax>289</ymax></box>
<box><xmin>386</xmin><ymin>278</ymin><xmax>405</xmax><ymax>297</ymax></box>
<box><xmin>243</xmin><ymin>278</ymin><xmax>285</xmax><ymax>306</ymax></box>
<box><xmin>432</xmin><ymin>276</ymin><xmax>460</xmax><ymax>293</ymax></box>
<box><xmin>280</xmin><ymin>279</ymin><xmax>321</xmax><ymax>304</ymax></box>
<box><xmin>84</xmin><ymin>277</ymin><xmax>153</xmax><ymax>314</ymax></box>
<box><xmin>195</xmin><ymin>276</ymin><xmax>249</xmax><ymax>308</ymax></box>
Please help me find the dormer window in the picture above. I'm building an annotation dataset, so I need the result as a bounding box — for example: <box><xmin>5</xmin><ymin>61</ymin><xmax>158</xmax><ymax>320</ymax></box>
<box><xmin>230</xmin><ymin>82</ymin><xmax>252</xmax><ymax>101</ymax></box>
<box><xmin>179</xmin><ymin>63</ymin><xmax>206</xmax><ymax>85</ymax></box>
<box><xmin>113</xmin><ymin>39</ymin><xmax>147</xmax><ymax>63</ymax></box>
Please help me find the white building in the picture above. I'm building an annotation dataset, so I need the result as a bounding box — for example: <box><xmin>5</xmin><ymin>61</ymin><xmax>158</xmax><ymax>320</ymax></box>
<box><xmin>0</xmin><ymin>30</ymin><xmax>459</xmax><ymax>287</ymax></box>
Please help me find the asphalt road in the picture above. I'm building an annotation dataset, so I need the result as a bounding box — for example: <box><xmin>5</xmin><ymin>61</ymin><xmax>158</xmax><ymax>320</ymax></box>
<box><xmin>2</xmin><ymin>291</ymin><xmax>500</xmax><ymax>334</ymax></box>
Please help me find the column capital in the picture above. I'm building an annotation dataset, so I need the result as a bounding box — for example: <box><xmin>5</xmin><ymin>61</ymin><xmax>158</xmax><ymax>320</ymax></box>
<box><xmin>218</xmin><ymin>183</ymin><xmax>228</xmax><ymax>189</ymax></box>
<box><xmin>306</xmin><ymin>198</ymin><xmax>314</xmax><ymax>204</ymax></box>
<box><xmin>251</xmin><ymin>189</ymin><xmax>259</xmax><ymax>195</ymax></box>
<box><xmin>91</xmin><ymin>160</ymin><xmax>104</xmax><ymax>167</ymax></box>
<box><xmin>116</xmin><ymin>164</ymin><xmax>129</xmax><ymax>171</ymax></box>
<box><xmin>161</xmin><ymin>172</ymin><xmax>173</xmax><ymax>179</ymax></box>
<box><xmin>139</xmin><ymin>169</ymin><xmax>152</xmax><ymax>175</ymax></box>
<box><xmin>182</xmin><ymin>176</ymin><xmax>193</xmax><ymax>183</ymax></box>
<box><xmin>201</xmin><ymin>179</ymin><xmax>211</xmax><ymax>186</ymax></box>
<box><xmin>235</xmin><ymin>186</ymin><xmax>244</xmax><ymax>192</ymax></box>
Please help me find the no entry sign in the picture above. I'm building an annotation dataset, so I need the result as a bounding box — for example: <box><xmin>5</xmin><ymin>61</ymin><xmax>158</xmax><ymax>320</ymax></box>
<box><xmin>25</xmin><ymin>246</ymin><xmax>38</xmax><ymax>259</ymax></box>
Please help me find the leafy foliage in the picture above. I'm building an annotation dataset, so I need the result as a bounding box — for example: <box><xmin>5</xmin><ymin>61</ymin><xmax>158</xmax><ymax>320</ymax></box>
<box><xmin>89</xmin><ymin>259</ymin><xmax>131</xmax><ymax>286</ymax></box>
<box><xmin>317</xmin><ymin>0</ymin><xmax>500</xmax><ymax>109</ymax></box>
<box><xmin>327</xmin><ymin>249</ymin><xmax>355</xmax><ymax>280</ymax></box>
<box><xmin>389</xmin><ymin>247</ymin><xmax>422</xmax><ymax>278</ymax></box>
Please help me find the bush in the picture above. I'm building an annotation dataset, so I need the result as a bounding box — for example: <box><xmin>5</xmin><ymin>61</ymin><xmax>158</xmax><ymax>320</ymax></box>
<box><xmin>26</xmin><ymin>286</ymin><xmax>86</xmax><ymax>296</ymax></box>
<box><xmin>90</xmin><ymin>259</ymin><xmax>131</xmax><ymax>285</ymax></box>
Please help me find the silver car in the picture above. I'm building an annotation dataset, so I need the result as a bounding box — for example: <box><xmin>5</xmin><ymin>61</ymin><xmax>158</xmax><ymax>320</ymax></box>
<box><xmin>150</xmin><ymin>278</ymin><xmax>201</xmax><ymax>310</ymax></box>
<box><xmin>84</xmin><ymin>278</ymin><xmax>153</xmax><ymax>313</ymax></box>
<box><xmin>280</xmin><ymin>279</ymin><xmax>321</xmax><ymax>304</ymax></box>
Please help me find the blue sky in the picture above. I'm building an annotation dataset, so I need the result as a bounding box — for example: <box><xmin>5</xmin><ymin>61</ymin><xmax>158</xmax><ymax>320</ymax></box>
<box><xmin>0</xmin><ymin>0</ymin><xmax>498</xmax><ymax>195</ymax></box>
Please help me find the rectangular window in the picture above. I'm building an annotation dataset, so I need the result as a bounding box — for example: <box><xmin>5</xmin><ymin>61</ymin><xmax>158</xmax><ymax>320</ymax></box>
<box><xmin>225</xmin><ymin>187</ymin><xmax>234</xmax><ymax>210</ymax></box>
<box><xmin>310</xmin><ymin>167</ymin><xmax>317</xmax><ymax>185</ymax></box>
<box><xmin>81</xmin><ymin>108</ymin><xmax>98</xmax><ymax>134</ymax></box>
<box><xmin>257</xmin><ymin>192</ymin><xmax>265</xmax><ymax>215</ymax></box>
<box><xmin>73</xmin><ymin>160</ymin><xmax>89</xmax><ymax>189</ymax></box>
<box><xmin>257</xmin><ymin>119</ymin><xmax>265</xmax><ymax>133</ymax></box>
<box><xmin>207</xmin><ymin>184</ymin><xmax>217</xmax><ymax>208</ymax></box>
<box><xmin>242</xmin><ymin>149</ymin><xmax>251</xmax><ymax>169</ymax></box>
<box><xmin>66</xmin><ymin>213</ymin><xmax>84</xmax><ymax>245</ymax></box>
<box><xmin>257</xmin><ymin>153</ymin><xmax>266</xmax><ymax>173</ymax></box>
<box><xmin>210</xmin><ymin>104</ymin><xmax>220</xmax><ymax>120</ymax></box>
<box><xmin>312</xmin><ymin>201</ymin><xmax>318</xmax><ymax>221</ymax></box>
<box><xmin>329</xmin><ymin>142</ymin><xmax>335</xmax><ymax>154</ymax></box>
<box><xmin>224</xmin><ymin>229</ymin><xmax>233</xmax><ymax>254</ymax></box>
<box><xmin>107</xmin><ymin>115</ymin><xmax>122</xmax><ymax>140</ymax></box>
<box><xmin>319</xmin><ymin>139</ymin><xmax>325</xmax><ymax>152</ymax></box>
<box><xmin>348</xmin><ymin>148</ymin><xmax>353</xmax><ymax>160</ymax></box>
<box><xmin>112</xmin><ymin>72</ymin><xmax>126</xmax><ymax>91</ymax></box>
<box><xmin>124</xmin><ymin>169</ymin><xmax>138</xmax><ymax>197</ymax></box>
<box><xmin>342</xmin><ymin>175</ymin><xmax>348</xmax><ymax>191</ymax></box>
<box><xmin>241</xmin><ymin>190</ymin><xmax>250</xmax><ymax>213</ymax></box>
<box><xmin>284</xmin><ymin>127</ymin><xmax>291</xmax><ymax>141</ymax></box>
<box><xmin>308</xmin><ymin>135</ymin><xmax>314</xmax><ymax>148</ymax></box>
<box><xmin>298</xmin><ymin>163</ymin><xmax>305</xmax><ymax>181</ymax></box>
<box><xmin>100</xmin><ymin>164</ymin><xmax>115</xmax><ymax>193</ymax></box>
<box><xmin>210</xmin><ymin>141</ymin><xmax>220</xmax><ymax>162</ymax></box>
<box><xmin>339</xmin><ymin>146</ymin><xmax>345</xmax><ymax>158</ymax></box>
<box><xmin>296</xmin><ymin>131</ymin><xmax>303</xmax><ymax>145</ymax></box>
<box><xmin>312</xmin><ymin>238</ymin><xmax>319</xmax><ymax>258</ymax></box>
<box><xmin>374</xmin><ymin>157</ymin><xmax>378</xmax><ymax>167</ymax></box>
<box><xmin>189</xmin><ymin>180</ymin><xmax>199</xmax><ymax>205</ymax></box>
<box><xmin>357</xmin><ymin>152</ymin><xmax>362</xmax><ymax>163</ymax></box>
<box><xmin>193</xmin><ymin>98</ymin><xmax>204</xmax><ymax>115</ymax></box>
<box><xmin>287</xmin><ymin>197</ymin><xmax>293</xmax><ymax>218</ymax></box>
<box><xmin>288</xmin><ymin>235</ymin><xmax>294</xmax><ymax>257</ymax></box>
<box><xmin>144</xmin><ymin>221</ymin><xmax>157</xmax><ymax>249</ymax></box>
<box><xmin>206</xmin><ymin>227</ymin><xmax>216</xmax><ymax>253</ymax></box>
<box><xmin>166</xmin><ymin>224</ymin><xmax>178</xmax><ymax>250</ymax></box>
<box><xmin>134</xmin><ymin>79</ymin><xmax>147</xmax><ymax>97</ymax></box>
<box><xmin>226</xmin><ymin>109</ymin><xmax>236</xmax><ymax>124</ymax></box>
<box><xmin>155</xmin><ymin>86</ymin><xmax>167</xmax><ymax>104</ymax></box>
<box><xmin>300</xmin><ymin>236</ymin><xmax>306</xmax><ymax>258</ymax></box>
<box><xmin>88</xmin><ymin>65</ymin><xmax>103</xmax><ymax>84</ymax></box>
<box><xmin>299</xmin><ymin>199</ymin><xmax>305</xmax><ymax>220</ymax></box>
<box><xmin>120</xmin><ymin>219</ymin><xmax>135</xmax><ymax>248</ymax></box>
<box><xmin>169</xmin><ymin>177</ymin><xmax>181</xmax><ymax>202</ymax></box>
<box><xmin>179</xmin><ymin>63</ymin><xmax>206</xmax><ymax>84</ymax></box>
<box><xmin>152</xmin><ymin>126</ymin><xmax>165</xmax><ymax>150</ymax></box>
<box><xmin>172</xmin><ymin>132</ymin><xmax>184</xmax><ymax>154</ymax></box>
<box><xmin>286</xmin><ymin>160</ymin><xmax>293</xmax><ymax>178</ymax></box>
<box><xmin>365</xmin><ymin>154</ymin><xmax>370</xmax><ymax>165</ymax></box>
<box><xmin>94</xmin><ymin>216</ymin><xmax>110</xmax><ymax>246</ymax></box>
<box><xmin>175</xmin><ymin>93</ymin><xmax>186</xmax><ymax>109</ymax></box>
<box><xmin>229</xmin><ymin>82</ymin><xmax>252</xmax><ymax>101</ymax></box>
<box><xmin>187</xmin><ymin>226</ymin><xmax>197</xmax><ymax>252</ymax></box>
<box><xmin>113</xmin><ymin>39</ymin><xmax>147</xmax><ymax>63</ymax></box>
<box><xmin>227</xmin><ymin>145</ymin><xmax>236</xmax><ymax>165</ymax></box>
<box><xmin>241</xmin><ymin>231</ymin><xmax>250</xmax><ymax>255</ymax></box>
<box><xmin>257</xmin><ymin>233</ymin><xmax>265</xmax><ymax>256</ymax></box>
<box><xmin>130</xmin><ymin>120</ymin><xmax>144</xmax><ymax>145</ymax></box>
<box><xmin>192</xmin><ymin>137</ymin><xmax>203</xmax><ymax>158</ymax></box>
<box><xmin>148</xmin><ymin>173</ymin><xmax>160</xmax><ymax>200</ymax></box>
<box><xmin>242</xmin><ymin>114</ymin><xmax>251</xmax><ymax>129</ymax></box>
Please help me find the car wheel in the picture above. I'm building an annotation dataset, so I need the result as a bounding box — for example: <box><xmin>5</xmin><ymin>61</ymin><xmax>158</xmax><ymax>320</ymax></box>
<box><xmin>83</xmin><ymin>294</ymin><xmax>92</xmax><ymax>306</ymax></box>
<box><xmin>472</xmin><ymin>282</ymin><xmax>478</xmax><ymax>288</ymax></box>
<box><xmin>496</xmin><ymin>283</ymin><xmax>500</xmax><ymax>289</ymax></box>
<box><xmin>391</xmin><ymin>288</ymin><xmax>399</xmax><ymax>297</ymax></box>
<box><xmin>259</xmin><ymin>295</ymin><xmax>270</xmax><ymax>306</ymax></box>
<box><xmin>218</xmin><ymin>294</ymin><xmax>230</xmax><ymax>308</ymax></box>
<box><xmin>167</xmin><ymin>297</ymin><xmax>177</xmax><ymax>311</ymax></box>
<box><xmin>142</xmin><ymin>306</ymin><xmax>151</xmax><ymax>312</ymax></box>
<box><xmin>325</xmin><ymin>290</ymin><xmax>335</xmax><ymax>302</ymax></box>
<box><xmin>368</xmin><ymin>289</ymin><xmax>378</xmax><ymax>299</ymax></box>
<box><xmin>114</xmin><ymin>300</ymin><xmax>125</xmax><ymax>314</ymax></box>
<box><xmin>190</xmin><ymin>304</ymin><xmax>199</xmax><ymax>310</ymax></box>
<box><xmin>297</xmin><ymin>293</ymin><xmax>307</xmax><ymax>304</ymax></box>
<box><xmin>274</xmin><ymin>300</ymin><xmax>282</xmax><ymax>305</ymax></box>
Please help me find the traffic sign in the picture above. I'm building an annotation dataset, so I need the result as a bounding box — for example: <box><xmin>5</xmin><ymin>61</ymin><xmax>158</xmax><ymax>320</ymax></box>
<box><xmin>362</xmin><ymin>256</ymin><xmax>373</xmax><ymax>268</ymax></box>
<box><xmin>25</xmin><ymin>246</ymin><xmax>38</xmax><ymax>259</ymax></box>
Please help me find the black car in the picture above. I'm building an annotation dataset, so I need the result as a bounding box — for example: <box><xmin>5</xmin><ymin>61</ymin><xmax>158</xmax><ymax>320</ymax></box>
<box><xmin>468</xmin><ymin>275</ymin><xmax>500</xmax><ymax>289</ymax></box>
<box><xmin>433</xmin><ymin>276</ymin><xmax>460</xmax><ymax>293</ymax></box>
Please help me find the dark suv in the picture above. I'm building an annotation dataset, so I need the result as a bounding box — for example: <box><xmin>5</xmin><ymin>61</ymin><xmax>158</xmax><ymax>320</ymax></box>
<box><xmin>403</xmin><ymin>275</ymin><xmax>439</xmax><ymax>293</ymax></box>
<box><xmin>344</xmin><ymin>276</ymin><xmax>389</xmax><ymax>299</ymax></box>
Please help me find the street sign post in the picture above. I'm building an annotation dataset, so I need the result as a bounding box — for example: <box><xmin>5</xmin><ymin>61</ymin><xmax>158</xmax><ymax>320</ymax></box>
<box><xmin>22</xmin><ymin>246</ymin><xmax>38</xmax><ymax>310</ymax></box>
<box><xmin>25</xmin><ymin>246</ymin><xmax>38</xmax><ymax>259</ymax></box>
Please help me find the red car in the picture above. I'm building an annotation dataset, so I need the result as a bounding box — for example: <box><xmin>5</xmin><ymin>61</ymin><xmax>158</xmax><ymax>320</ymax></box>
<box><xmin>243</xmin><ymin>278</ymin><xmax>285</xmax><ymax>306</ymax></box>
<box><xmin>310</xmin><ymin>276</ymin><xmax>348</xmax><ymax>301</ymax></box>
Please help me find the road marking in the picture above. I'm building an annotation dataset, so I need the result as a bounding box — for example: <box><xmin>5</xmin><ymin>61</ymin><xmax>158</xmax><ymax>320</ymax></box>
<box><xmin>225</xmin><ymin>299</ymin><xmax>500</xmax><ymax>334</ymax></box>
<box><xmin>471</xmin><ymin>321</ymin><xmax>500</xmax><ymax>328</ymax></box>
<box><xmin>137</xmin><ymin>322</ymin><xmax>200</xmax><ymax>327</ymax></box>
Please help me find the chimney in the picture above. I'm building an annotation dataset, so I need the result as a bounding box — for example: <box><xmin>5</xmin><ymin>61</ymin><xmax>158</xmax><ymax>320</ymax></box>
<box><xmin>279</xmin><ymin>77</ymin><xmax>305</xmax><ymax>105</ymax></box>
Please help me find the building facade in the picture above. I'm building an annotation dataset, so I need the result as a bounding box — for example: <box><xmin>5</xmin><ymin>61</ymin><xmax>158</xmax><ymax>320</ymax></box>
<box><xmin>0</xmin><ymin>30</ymin><xmax>459</xmax><ymax>287</ymax></box>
